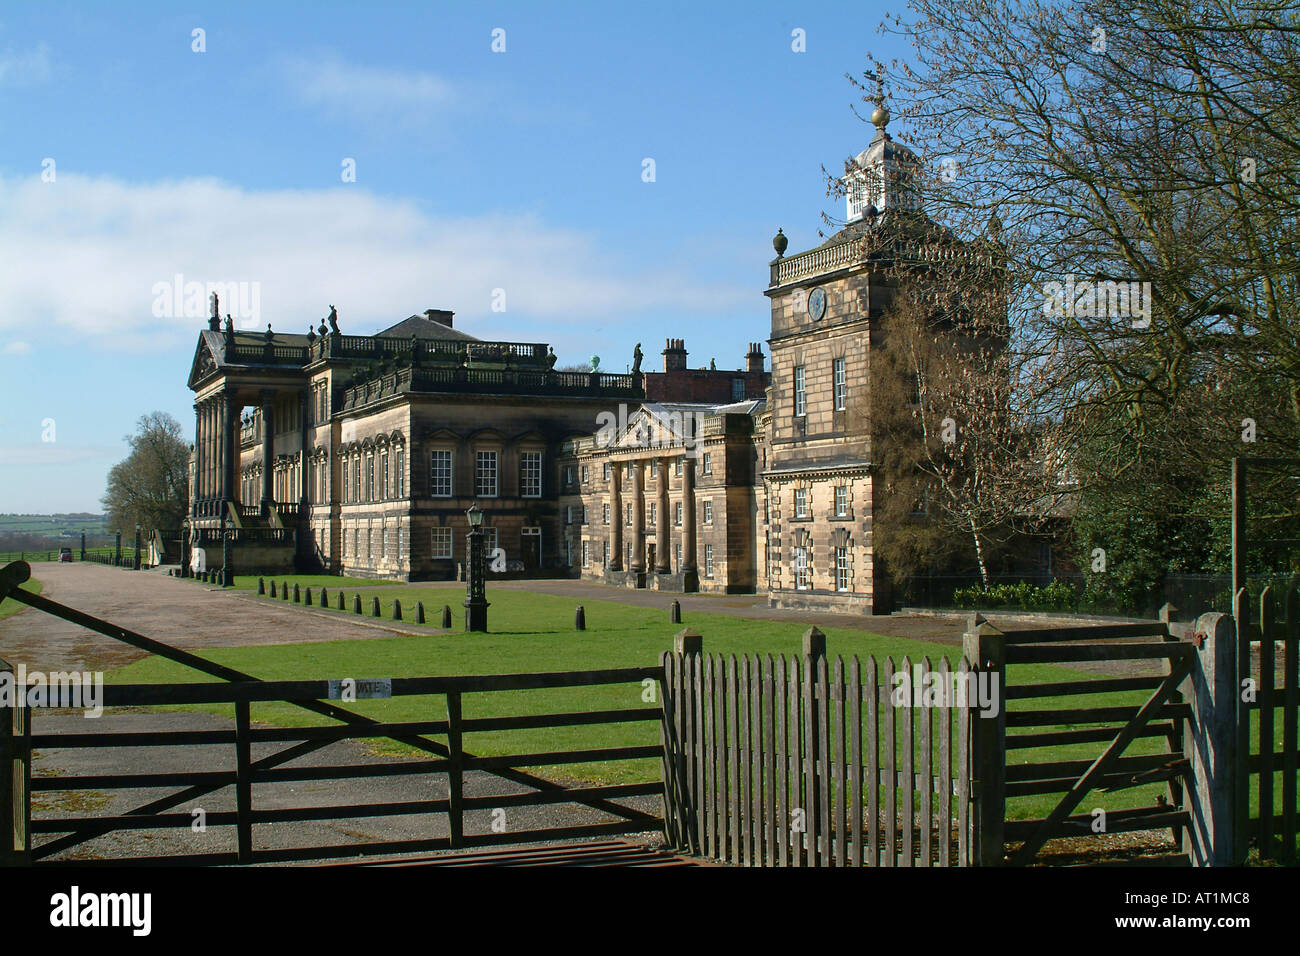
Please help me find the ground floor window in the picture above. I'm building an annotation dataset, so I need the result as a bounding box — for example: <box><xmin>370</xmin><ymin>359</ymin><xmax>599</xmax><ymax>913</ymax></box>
<box><xmin>704</xmin><ymin>544</ymin><xmax>714</xmax><ymax>579</ymax></box>
<box><xmin>835</xmin><ymin>546</ymin><xmax>849</xmax><ymax>591</ymax></box>
<box><xmin>582</xmin><ymin>540</ymin><xmax>590</xmax><ymax>567</ymax></box>
<box><xmin>432</xmin><ymin>527</ymin><xmax>453</xmax><ymax>558</ymax></box>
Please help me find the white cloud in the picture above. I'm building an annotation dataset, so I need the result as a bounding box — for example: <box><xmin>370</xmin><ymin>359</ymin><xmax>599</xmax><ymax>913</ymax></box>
<box><xmin>0</xmin><ymin>43</ymin><xmax>51</xmax><ymax>86</ymax></box>
<box><xmin>282</xmin><ymin>55</ymin><xmax>458</xmax><ymax>121</ymax></box>
<box><xmin>0</xmin><ymin>173</ymin><xmax>749</xmax><ymax>346</ymax></box>
<box><xmin>2</xmin><ymin>341</ymin><xmax>32</xmax><ymax>355</ymax></box>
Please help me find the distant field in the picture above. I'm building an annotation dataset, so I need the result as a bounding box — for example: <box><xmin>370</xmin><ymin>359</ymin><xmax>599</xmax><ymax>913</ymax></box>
<box><xmin>0</xmin><ymin>513</ymin><xmax>107</xmax><ymax>535</ymax></box>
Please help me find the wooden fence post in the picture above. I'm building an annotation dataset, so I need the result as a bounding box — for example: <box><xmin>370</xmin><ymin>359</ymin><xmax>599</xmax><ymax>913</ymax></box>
<box><xmin>662</xmin><ymin>628</ymin><xmax>702</xmax><ymax>854</ymax></box>
<box><xmin>234</xmin><ymin>699</ymin><xmax>252</xmax><ymax>864</ymax></box>
<box><xmin>0</xmin><ymin>657</ymin><xmax>31</xmax><ymax>866</ymax></box>
<box><xmin>962</xmin><ymin>615</ymin><xmax>1006</xmax><ymax>866</ymax></box>
<box><xmin>1183</xmin><ymin>611</ymin><xmax>1238</xmax><ymax>866</ymax></box>
<box><xmin>446</xmin><ymin>691</ymin><xmax>464</xmax><ymax>849</ymax></box>
<box><xmin>802</xmin><ymin>627</ymin><xmax>826</xmax><ymax>866</ymax></box>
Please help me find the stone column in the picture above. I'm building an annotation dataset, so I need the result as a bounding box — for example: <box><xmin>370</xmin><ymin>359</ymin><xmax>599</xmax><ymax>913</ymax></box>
<box><xmin>299</xmin><ymin>389</ymin><xmax>310</xmax><ymax>506</ymax></box>
<box><xmin>630</xmin><ymin>459</ymin><xmax>645</xmax><ymax>574</ymax></box>
<box><xmin>655</xmin><ymin>457</ymin><xmax>671</xmax><ymax>573</ymax></box>
<box><xmin>682</xmin><ymin>455</ymin><xmax>698</xmax><ymax>588</ymax></box>
<box><xmin>260</xmin><ymin>390</ymin><xmax>275</xmax><ymax>515</ymax></box>
<box><xmin>222</xmin><ymin>393</ymin><xmax>237</xmax><ymax>506</ymax></box>
<box><xmin>608</xmin><ymin>462</ymin><xmax>623</xmax><ymax>571</ymax></box>
<box><xmin>193</xmin><ymin>402</ymin><xmax>204</xmax><ymax>515</ymax></box>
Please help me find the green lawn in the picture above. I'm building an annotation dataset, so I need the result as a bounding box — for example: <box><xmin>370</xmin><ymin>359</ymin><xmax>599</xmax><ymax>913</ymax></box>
<box><xmin>228</xmin><ymin>574</ymin><xmax>395</xmax><ymax>591</ymax></box>
<box><xmin>0</xmin><ymin>577</ymin><xmax>43</xmax><ymax>623</ymax></box>
<box><xmin>104</xmin><ymin>587</ymin><xmax>1191</xmax><ymax>825</ymax></box>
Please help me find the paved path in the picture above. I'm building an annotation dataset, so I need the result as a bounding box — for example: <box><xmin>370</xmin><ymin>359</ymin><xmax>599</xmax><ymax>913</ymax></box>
<box><xmin>0</xmin><ymin>563</ymin><xmax>428</xmax><ymax>673</ymax></box>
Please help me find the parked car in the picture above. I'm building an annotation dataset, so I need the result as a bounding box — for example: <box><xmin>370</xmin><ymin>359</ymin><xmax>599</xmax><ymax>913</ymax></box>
<box><xmin>58</xmin><ymin>547</ymin><xmax>73</xmax><ymax>562</ymax></box>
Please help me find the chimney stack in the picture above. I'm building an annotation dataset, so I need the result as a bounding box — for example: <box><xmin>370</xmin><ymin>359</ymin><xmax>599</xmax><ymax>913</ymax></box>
<box><xmin>746</xmin><ymin>342</ymin><xmax>765</xmax><ymax>373</ymax></box>
<box><xmin>662</xmin><ymin>337</ymin><xmax>688</xmax><ymax>372</ymax></box>
<box><xmin>423</xmin><ymin>309</ymin><xmax>454</xmax><ymax>328</ymax></box>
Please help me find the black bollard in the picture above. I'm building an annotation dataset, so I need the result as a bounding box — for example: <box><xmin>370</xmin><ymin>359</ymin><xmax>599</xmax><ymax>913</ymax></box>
<box><xmin>441</xmin><ymin>605</ymin><xmax>452</xmax><ymax>629</ymax></box>
<box><xmin>575</xmin><ymin>605</ymin><xmax>586</xmax><ymax>630</ymax></box>
<box><xmin>320</xmin><ymin>586</ymin><xmax>329</xmax><ymax>606</ymax></box>
<box><xmin>353</xmin><ymin>594</ymin><xmax>362</xmax><ymax>614</ymax></box>
<box><xmin>338</xmin><ymin>591</ymin><xmax>346</xmax><ymax>610</ymax></box>
<box><xmin>417</xmin><ymin>601</ymin><xmax>425</xmax><ymax>624</ymax></box>
<box><xmin>305</xmin><ymin>588</ymin><xmax>313</xmax><ymax>606</ymax></box>
<box><xmin>670</xmin><ymin>599</ymin><xmax>681</xmax><ymax>624</ymax></box>
<box><xmin>282</xmin><ymin>582</ymin><xmax>289</xmax><ymax>601</ymax></box>
<box><xmin>393</xmin><ymin>598</ymin><xmax>402</xmax><ymax>621</ymax></box>
<box><xmin>258</xmin><ymin>577</ymin><xmax>265</xmax><ymax>595</ymax></box>
<box><xmin>293</xmin><ymin>583</ymin><xmax>301</xmax><ymax>603</ymax></box>
<box><xmin>371</xmin><ymin>596</ymin><xmax>381</xmax><ymax>617</ymax></box>
<box><xmin>270</xmin><ymin>580</ymin><xmax>277</xmax><ymax>598</ymax></box>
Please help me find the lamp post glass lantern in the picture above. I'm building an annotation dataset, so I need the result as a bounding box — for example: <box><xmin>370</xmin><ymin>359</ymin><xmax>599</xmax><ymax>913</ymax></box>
<box><xmin>463</xmin><ymin>505</ymin><xmax>489</xmax><ymax>631</ymax></box>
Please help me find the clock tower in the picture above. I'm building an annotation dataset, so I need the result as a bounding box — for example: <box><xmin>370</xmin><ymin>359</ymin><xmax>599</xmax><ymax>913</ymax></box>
<box><xmin>759</xmin><ymin>103</ymin><xmax>923</xmax><ymax>613</ymax></box>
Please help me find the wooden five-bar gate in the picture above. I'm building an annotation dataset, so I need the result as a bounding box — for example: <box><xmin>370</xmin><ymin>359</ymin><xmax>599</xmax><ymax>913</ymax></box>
<box><xmin>0</xmin><ymin>561</ymin><xmax>663</xmax><ymax>865</ymax></box>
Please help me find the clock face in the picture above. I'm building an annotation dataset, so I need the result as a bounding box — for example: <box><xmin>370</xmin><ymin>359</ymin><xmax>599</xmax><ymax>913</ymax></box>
<box><xmin>807</xmin><ymin>287</ymin><xmax>827</xmax><ymax>321</ymax></box>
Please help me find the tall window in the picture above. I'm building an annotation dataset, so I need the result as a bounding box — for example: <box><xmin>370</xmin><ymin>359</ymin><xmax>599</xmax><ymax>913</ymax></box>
<box><xmin>703</xmin><ymin>500</ymin><xmax>713</xmax><ymax>524</ymax></box>
<box><xmin>603</xmin><ymin>503</ymin><xmax>610</xmax><ymax>525</ymax></box>
<box><xmin>674</xmin><ymin>502</ymin><xmax>683</xmax><ymax>526</ymax></box>
<box><xmin>702</xmin><ymin>452</ymin><xmax>712</xmax><ymax>475</ymax></box>
<box><xmin>342</xmin><ymin>461</ymin><xmax>350</xmax><ymax>502</ymax></box>
<box><xmin>834</xmin><ymin>486</ymin><xmax>848</xmax><ymax>517</ymax></box>
<box><xmin>648</xmin><ymin>502</ymin><xmax>657</xmax><ymax>525</ymax></box>
<box><xmin>835</xmin><ymin>546</ymin><xmax>850</xmax><ymax>591</ymax></box>
<box><xmin>794</xmin><ymin>545</ymin><xmax>810</xmax><ymax>590</ymax></box>
<box><xmin>520</xmin><ymin>451</ymin><xmax>542</xmax><ymax>498</ymax></box>
<box><xmin>432</xmin><ymin>528</ymin><xmax>453</xmax><ymax>559</ymax></box>
<box><xmin>603</xmin><ymin>462</ymin><xmax>612</xmax><ymax>481</ymax></box>
<box><xmin>833</xmin><ymin>358</ymin><xmax>846</xmax><ymax>410</ymax></box>
<box><xmin>581</xmin><ymin>540</ymin><xmax>590</xmax><ymax>567</ymax></box>
<box><xmin>382</xmin><ymin>527</ymin><xmax>391</xmax><ymax>561</ymax></box>
<box><xmin>476</xmin><ymin>451</ymin><xmax>498</xmax><ymax>497</ymax></box>
<box><xmin>352</xmin><ymin>458</ymin><xmax>360</xmax><ymax>502</ymax></box>
<box><xmin>367</xmin><ymin>454</ymin><xmax>375</xmax><ymax>502</ymax></box>
<box><xmin>732</xmin><ymin>377</ymin><xmax>745</xmax><ymax>400</ymax></box>
<box><xmin>396</xmin><ymin>449</ymin><xmax>405</xmax><ymax>498</ymax></box>
<box><xmin>431</xmin><ymin>450</ymin><xmax>453</xmax><ymax>497</ymax></box>
<box><xmin>794</xmin><ymin>488</ymin><xmax>808</xmax><ymax>518</ymax></box>
<box><xmin>581</xmin><ymin>465</ymin><xmax>589</xmax><ymax>483</ymax></box>
<box><xmin>704</xmin><ymin>544</ymin><xmax>714</xmax><ymax>578</ymax></box>
<box><xmin>565</xmin><ymin>506</ymin><xmax>573</xmax><ymax>525</ymax></box>
<box><xmin>625</xmin><ymin>502</ymin><xmax>633</xmax><ymax>526</ymax></box>
<box><xmin>380</xmin><ymin>450</ymin><xmax>390</xmax><ymax>499</ymax></box>
<box><xmin>794</xmin><ymin>366</ymin><xmax>807</xmax><ymax>416</ymax></box>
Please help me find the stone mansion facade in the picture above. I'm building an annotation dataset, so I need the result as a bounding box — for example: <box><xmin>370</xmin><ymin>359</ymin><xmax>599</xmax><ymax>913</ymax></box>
<box><xmin>186</xmin><ymin>107</ymin><xmax>992</xmax><ymax>613</ymax></box>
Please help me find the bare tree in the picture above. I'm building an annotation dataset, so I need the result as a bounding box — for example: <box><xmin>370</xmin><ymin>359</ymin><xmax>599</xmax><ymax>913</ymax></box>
<box><xmin>101</xmin><ymin>412</ymin><xmax>190</xmax><ymax>534</ymax></box>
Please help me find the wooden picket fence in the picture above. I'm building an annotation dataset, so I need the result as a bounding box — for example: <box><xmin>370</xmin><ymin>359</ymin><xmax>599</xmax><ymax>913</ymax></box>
<box><xmin>1235</xmin><ymin>585</ymin><xmax>1300</xmax><ymax>863</ymax></box>
<box><xmin>659</xmin><ymin>629</ymin><xmax>975</xmax><ymax>866</ymax></box>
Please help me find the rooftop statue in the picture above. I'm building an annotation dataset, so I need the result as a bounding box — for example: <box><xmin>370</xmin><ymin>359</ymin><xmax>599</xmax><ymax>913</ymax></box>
<box><xmin>632</xmin><ymin>343</ymin><xmax>643</xmax><ymax>374</ymax></box>
<box><xmin>327</xmin><ymin>305</ymin><xmax>340</xmax><ymax>335</ymax></box>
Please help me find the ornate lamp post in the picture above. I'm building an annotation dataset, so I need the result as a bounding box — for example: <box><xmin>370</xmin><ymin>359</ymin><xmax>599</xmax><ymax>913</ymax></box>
<box><xmin>134</xmin><ymin>522</ymin><xmax>142</xmax><ymax>571</ymax></box>
<box><xmin>114</xmin><ymin>529</ymin><xmax>122</xmax><ymax>567</ymax></box>
<box><xmin>463</xmin><ymin>504</ymin><xmax>489</xmax><ymax>632</ymax></box>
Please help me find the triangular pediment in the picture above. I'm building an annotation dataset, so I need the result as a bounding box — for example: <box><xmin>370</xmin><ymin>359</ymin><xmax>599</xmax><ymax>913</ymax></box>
<box><xmin>187</xmin><ymin>336</ymin><xmax>219</xmax><ymax>389</ymax></box>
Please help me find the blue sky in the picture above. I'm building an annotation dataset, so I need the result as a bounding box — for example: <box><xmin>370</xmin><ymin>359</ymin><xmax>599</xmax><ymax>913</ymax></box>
<box><xmin>0</xmin><ymin>1</ymin><xmax>911</xmax><ymax>512</ymax></box>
